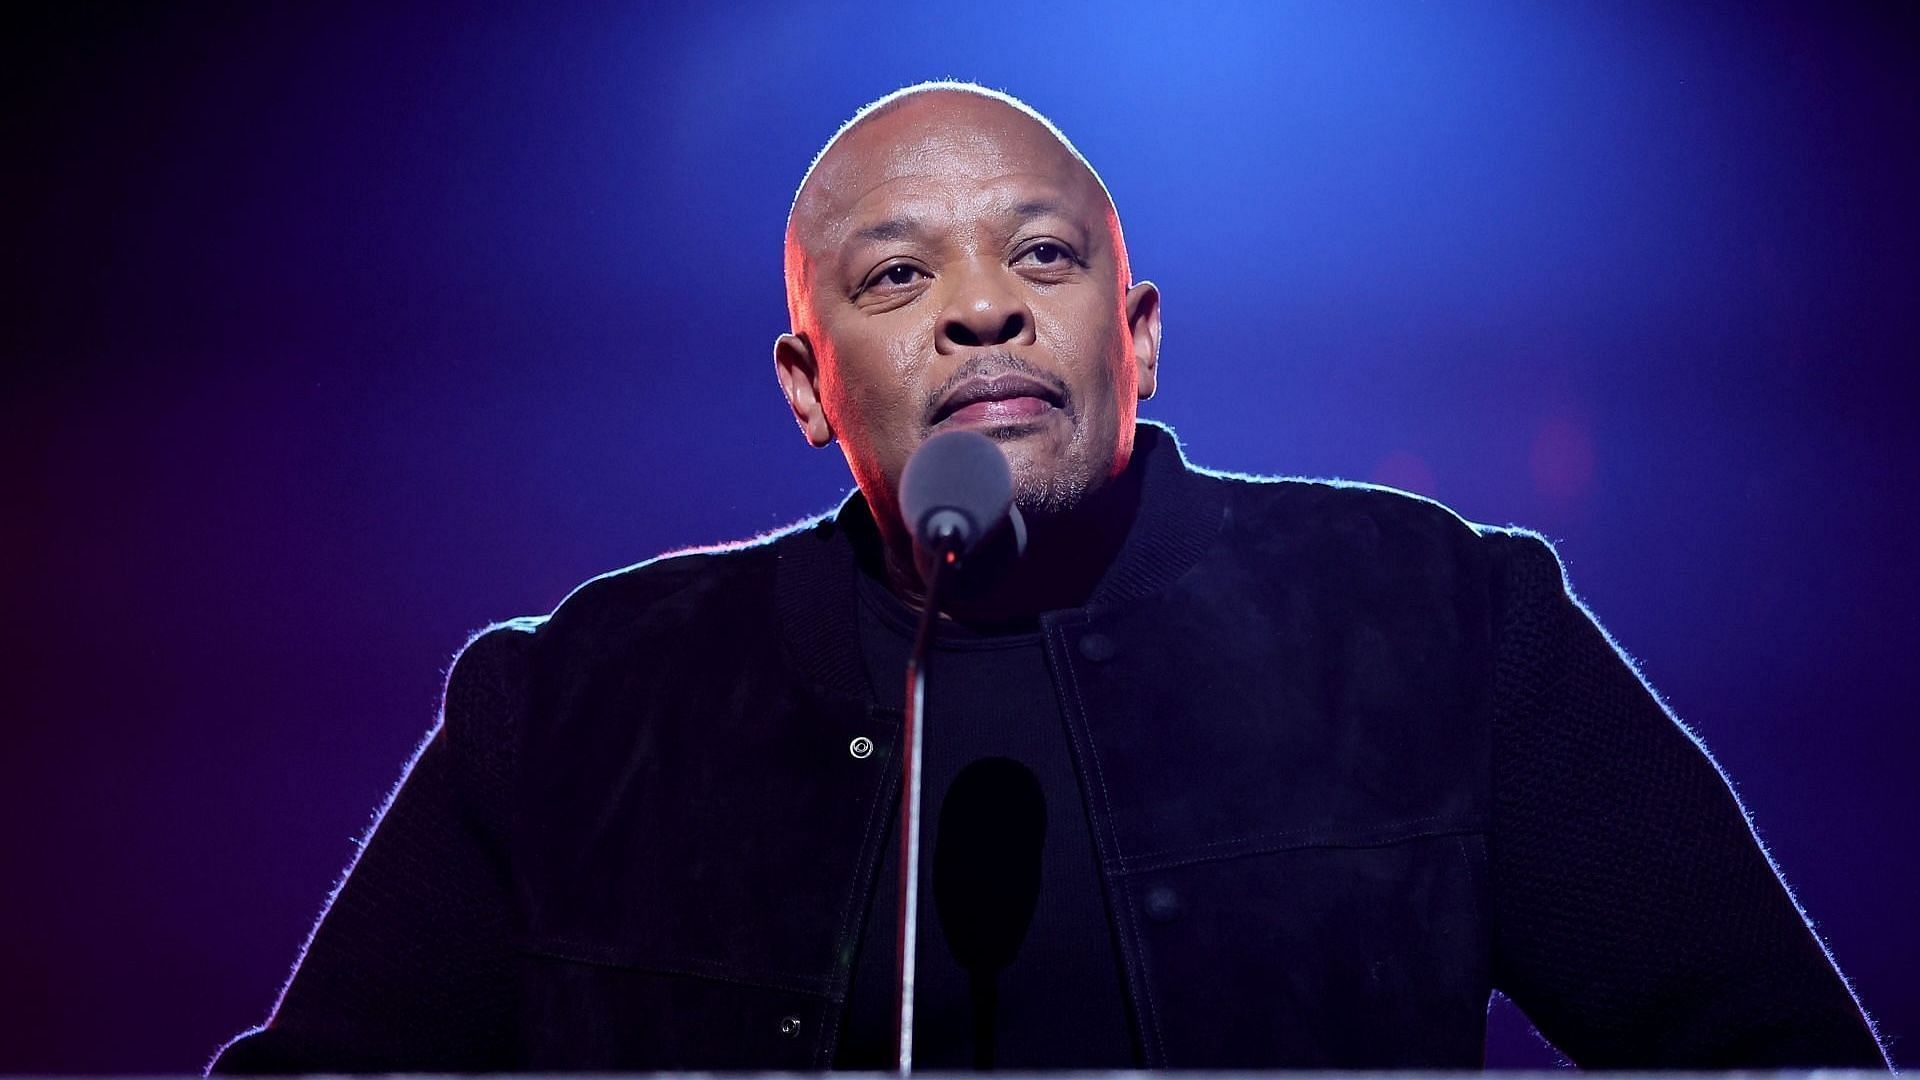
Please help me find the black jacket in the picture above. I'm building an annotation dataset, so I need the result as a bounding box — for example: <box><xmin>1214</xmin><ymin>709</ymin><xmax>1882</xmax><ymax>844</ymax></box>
<box><xmin>212</xmin><ymin>422</ymin><xmax>1887</xmax><ymax>1071</ymax></box>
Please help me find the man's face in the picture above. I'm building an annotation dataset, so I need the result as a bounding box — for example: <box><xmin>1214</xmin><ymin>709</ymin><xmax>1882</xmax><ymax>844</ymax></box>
<box><xmin>777</xmin><ymin>94</ymin><xmax>1159</xmax><ymax>526</ymax></box>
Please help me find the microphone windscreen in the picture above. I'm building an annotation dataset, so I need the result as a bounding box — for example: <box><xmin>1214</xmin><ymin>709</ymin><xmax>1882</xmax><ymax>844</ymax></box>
<box><xmin>899</xmin><ymin>429</ymin><xmax>1014</xmax><ymax>555</ymax></box>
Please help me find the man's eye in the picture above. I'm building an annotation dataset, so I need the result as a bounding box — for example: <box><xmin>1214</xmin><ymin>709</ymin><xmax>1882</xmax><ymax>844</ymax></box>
<box><xmin>872</xmin><ymin>263</ymin><xmax>924</xmax><ymax>288</ymax></box>
<box><xmin>1021</xmin><ymin>242</ymin><xmax>1073</xmax><ymax>266</ymax></box>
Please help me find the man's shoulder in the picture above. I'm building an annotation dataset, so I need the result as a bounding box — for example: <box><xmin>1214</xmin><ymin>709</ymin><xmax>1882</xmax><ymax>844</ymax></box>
<box><xmin>490</xmin><ymin>510</ymin><xmax>837</xmax><ymax>656</ymax></box>
<box><xmin>1188</xmin><ymin>460</ymin><xmax>1561</xmax><ymax>586</ymax></box>
<box><xmin>568</xmin><ymin>521</ymin><xmax>807</xmax><ymax>615</ymax></box>
<box><xmin>1201</xmin><ymin>463</ymin><xmax>1475</xmax><ymax>547</ymax></box>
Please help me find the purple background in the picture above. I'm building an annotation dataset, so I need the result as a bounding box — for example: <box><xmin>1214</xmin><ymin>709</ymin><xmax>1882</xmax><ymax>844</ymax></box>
<box><xmin>5</xmin><ymin>2</ymin><xmax>1915</xmax><ymax>1071</ymax></box>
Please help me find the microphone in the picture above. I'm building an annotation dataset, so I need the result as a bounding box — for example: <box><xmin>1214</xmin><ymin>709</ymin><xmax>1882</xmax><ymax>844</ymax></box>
<box><xmin>898</xmin><ymin>428</ymin><xmax>1023</xmax><ymax>565</ymax></box>
<box><xmin>892</xmin><ymin>430</ymin><xmax>1023</xmax><ymax>1074</ymax></box>
<box><xmin>934</xmin><ymin>757</ymin><xmax>1046</xmax><ymax>1070</ymax></box>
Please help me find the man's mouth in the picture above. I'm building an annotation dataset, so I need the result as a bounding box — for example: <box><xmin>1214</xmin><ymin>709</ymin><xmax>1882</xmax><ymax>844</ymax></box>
<box><xmin>930</xmin><ymin>374</ymin><xmax>1065</xmax><ymax>428</ymax></box>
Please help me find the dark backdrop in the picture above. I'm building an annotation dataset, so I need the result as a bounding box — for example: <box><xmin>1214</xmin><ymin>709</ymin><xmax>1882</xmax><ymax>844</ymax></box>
<box><xmin>5</xmin><ymin>2</ymin><xmax>1915</xmax><ymax>1071</ymax></box>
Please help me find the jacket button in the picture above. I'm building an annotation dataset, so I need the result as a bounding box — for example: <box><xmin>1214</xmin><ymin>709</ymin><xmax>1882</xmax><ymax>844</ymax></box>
<box><xmin>778</xmin><ymin>1014</ymin><xmax>802</xmax><ymax>1037</ymax></box>
<box><xmin>1144</xmin><ymin>885</ymin><xmax>1183</xmax><ymax>923</ymax></box>
<box><xmin>1077</xmin><ymin>632</ymin><xmax>1117</xmax><ymax>662</ymax></box>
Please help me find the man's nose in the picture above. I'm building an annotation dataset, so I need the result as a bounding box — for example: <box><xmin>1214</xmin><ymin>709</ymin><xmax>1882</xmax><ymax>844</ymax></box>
<box><xmin>937</xmin><ymin>265</ymin><xmax>1036</xmax><ymax>352</ymax></box>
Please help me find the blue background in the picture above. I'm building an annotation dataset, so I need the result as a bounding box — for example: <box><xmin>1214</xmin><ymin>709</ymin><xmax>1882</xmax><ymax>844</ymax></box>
<box><xmin>6</xmin><ymin>2</ymin><xmax>1915</xmax><ymax>1069</ymax></box>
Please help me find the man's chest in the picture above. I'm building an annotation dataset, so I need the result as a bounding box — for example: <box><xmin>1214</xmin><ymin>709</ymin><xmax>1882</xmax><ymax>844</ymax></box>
<box><xmin>503</xmin><ymin>573</ymin><xmax>1496</xmax><ymax>1068</ymax></box>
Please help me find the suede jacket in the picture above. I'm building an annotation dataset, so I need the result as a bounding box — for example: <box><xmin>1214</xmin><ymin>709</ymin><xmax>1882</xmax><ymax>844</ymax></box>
<box><xmin>211</xmin><ymin>422</ymin><xmax>1887</xmax><ymax>1071</ymax></box>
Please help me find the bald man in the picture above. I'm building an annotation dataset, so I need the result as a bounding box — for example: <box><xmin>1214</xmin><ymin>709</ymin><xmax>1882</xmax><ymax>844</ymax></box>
<box><xmin>774</xmin><ymin>87</ymin><xmax>1159</xmax><ymax>624</ymax></box>
<box><xmin>210</xmin><ymin>83</ymin><xmax>1888</xmax><ymax>1072</ymax></box>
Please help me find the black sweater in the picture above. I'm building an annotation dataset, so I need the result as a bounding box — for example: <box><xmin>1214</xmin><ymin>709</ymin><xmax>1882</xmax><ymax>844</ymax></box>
<box><xmin>831</xmin><ymin>569</ymin><xmax>1134</xmax><ymax>1068</ymax></box>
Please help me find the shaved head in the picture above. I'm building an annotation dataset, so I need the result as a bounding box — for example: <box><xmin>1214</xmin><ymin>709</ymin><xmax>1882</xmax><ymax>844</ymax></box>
<box><xmin>784</xmin><ymin>82</ymin><xmax>1130</xmax><ymax>333</ymax></box>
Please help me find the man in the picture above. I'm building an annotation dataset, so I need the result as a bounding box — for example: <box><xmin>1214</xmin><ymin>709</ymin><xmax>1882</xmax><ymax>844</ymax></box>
<box><xmin>211</xmin><ymin>82</ymin><xmax>1889</xmax><ymax>1071</ymax></box>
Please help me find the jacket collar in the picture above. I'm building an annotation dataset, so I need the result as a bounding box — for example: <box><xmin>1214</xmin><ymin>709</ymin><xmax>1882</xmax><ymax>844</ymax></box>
<box><xmin>773</xmin><ymin>420</ymin><xmax>1227</xmax><ymax>703</ymax></box>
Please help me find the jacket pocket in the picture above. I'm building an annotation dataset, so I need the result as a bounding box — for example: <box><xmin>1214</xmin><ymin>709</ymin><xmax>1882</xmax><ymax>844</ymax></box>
<box><xmin>1119</xmin><ymin>829</ymin><xmax>1490</xmax><ymax>1067</ymax></box>
<box><xmin>515</xmin><ymin>937</ymin><xmax>834</xmax><ymax>1069</ymax></box>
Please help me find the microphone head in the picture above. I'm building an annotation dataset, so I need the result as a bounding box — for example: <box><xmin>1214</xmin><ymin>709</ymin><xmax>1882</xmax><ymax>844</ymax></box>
<box><xmin>899</xmin><ymin>429</ymin><xmax>1015</xmax><ymax>557</ymax></box>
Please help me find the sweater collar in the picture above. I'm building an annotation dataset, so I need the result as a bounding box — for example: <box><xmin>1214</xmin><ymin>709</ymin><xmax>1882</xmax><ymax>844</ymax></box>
<box><xmin>774</xmin><ymin>420</ymin><xmax>1227</xmax><ymax>703</ymax></box>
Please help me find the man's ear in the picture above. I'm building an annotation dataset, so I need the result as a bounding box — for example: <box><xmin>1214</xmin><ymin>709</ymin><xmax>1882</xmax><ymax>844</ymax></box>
<box><xmin>774</xmin><ymin>332</ymin><xmax>834</xmax><ymax>448</ymax></box>
<box><xmin>1126</xmin><ymin>281</ymin><xmax>1162</xmax><ymax>402</ymax></box>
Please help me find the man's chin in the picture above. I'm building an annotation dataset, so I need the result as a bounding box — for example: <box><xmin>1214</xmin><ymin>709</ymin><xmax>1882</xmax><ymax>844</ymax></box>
<box><xmin>1009</xmin><ymin>457</ymin><xmax>1103</xmax><ymax>519</ymax></box>
<box><xmin>934</xmin><ymin>410</ymin><xmax>1101</xmax><ymax>517</ymax></box>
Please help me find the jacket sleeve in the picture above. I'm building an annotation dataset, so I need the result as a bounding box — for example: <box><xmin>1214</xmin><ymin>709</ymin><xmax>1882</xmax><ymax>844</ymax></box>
<box><xmin>207</xmin><ymin>621</ymin><xmax>537</xmax><ymax>1073</ymax></box>
<box><xmin>1480</xmin><ymin>530</ymin><xmax>1888</xmax><ymax>1069</ymax></box>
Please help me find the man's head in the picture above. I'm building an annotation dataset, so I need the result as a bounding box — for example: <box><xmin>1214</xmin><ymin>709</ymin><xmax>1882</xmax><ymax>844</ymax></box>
<box><xmin>775</xmin><ymin>82</ymin><xmax>1161</xmax><ymax>534</ymax></box>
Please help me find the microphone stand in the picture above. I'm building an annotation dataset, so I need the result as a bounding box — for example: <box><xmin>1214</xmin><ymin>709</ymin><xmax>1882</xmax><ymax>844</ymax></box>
<box><xmin>896</xmin><ymin>540</ymin><xmax>956</xmax><ymax>1075</ymax></box>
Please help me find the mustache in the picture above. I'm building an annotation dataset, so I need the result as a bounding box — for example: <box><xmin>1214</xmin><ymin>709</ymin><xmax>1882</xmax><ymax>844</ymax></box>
<box><xmin>921</xmin><ymin>353</ymin><xmax>1073</xmax><ymax>419</ymax></box>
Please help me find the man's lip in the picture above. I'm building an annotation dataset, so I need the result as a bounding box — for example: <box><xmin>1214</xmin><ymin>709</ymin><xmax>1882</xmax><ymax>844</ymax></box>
<box><xmin>940</xmin><ymin>395</ymin><xmax>1056</xmax><ymax>427</ymax></box>
<box><xmin>930</xmin><ymin>374</ymin><xmax>1064</xmax><ymax>426</ymax></box>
